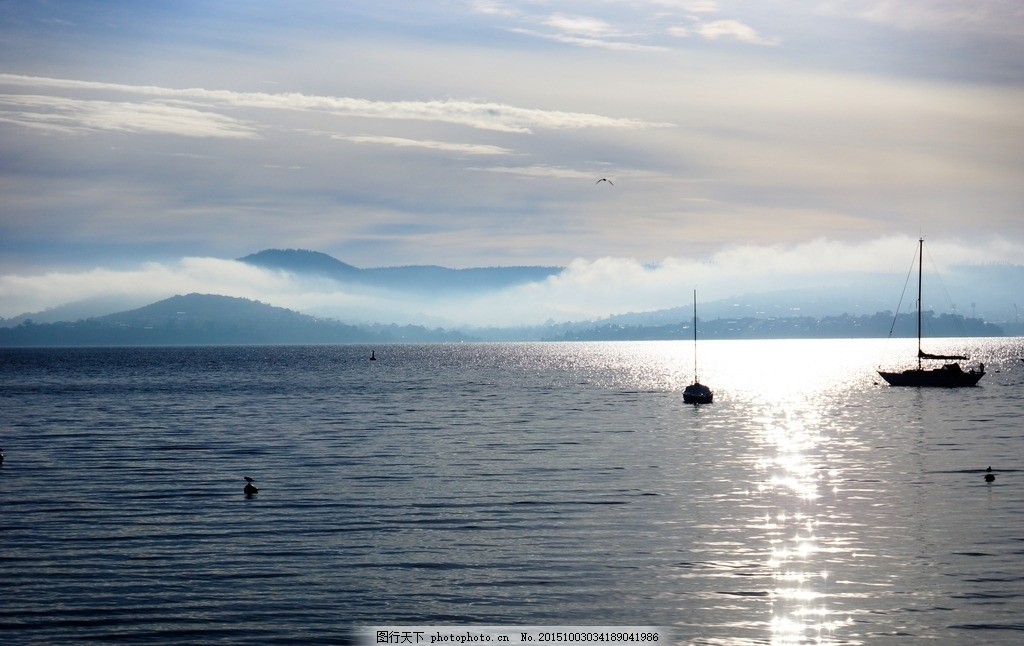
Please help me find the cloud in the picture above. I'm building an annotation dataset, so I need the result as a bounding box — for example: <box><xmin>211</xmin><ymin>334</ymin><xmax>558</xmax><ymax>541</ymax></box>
<box><xmin>669</xmin><ymin>18</ymin><xmax>780</xmax><ymax>45</ymax></box>
<box><xmin>818</xmin><ymin>0</ymin><xmax>1024</xmax><ymax>35</ymax></box>
<box><xmin>2</xmin><ymin>4</ymin><xmax>1021</xmax><ymax>301</ymax></box>
<box><xmin>0</xmin><ymin>259</ymin><xmax>285</xmax><ymax>319</ymax></box>
<box><xmin>544</xmin><ymin>14</ymin><xmax>617</xmax><ymax>39</ymax></box>
<box><xmin>4</xmin><ymin>237</ymin><xmax>1022</xmax><ymax>326</ymax></box>
<box><xmin>696</xmin><ymin>19</ymin><xmax>780</xmax><ymax>45</ymax></box>
<box><xmin>684</xmin><ymin>1</ymin><xmax>720</xmax><ymax>13</ymax></box>
<box><xmin>487</xmin><ymin>6</ymin><xmax>672</xmax><ymax>51</ymax></box>
<box><xmin>509</xmin><ymin>27</ymin><xmax>669</xmax><ymax>52</ymax></box>
<box><xmin>0</xmin><ymin>93</ymin><xmax>259</xmax><ymax>138</ymax></box>
<box><xmin>474</xmin><ymin>2</ymin><xmax>776</xmax><ymax>49</ymax></box>
<box><xmin>464</xmin><ymin>164</ymin><xmax>674</xmax><ymax>188</ymax></box>
<box><xmin>0</xmin><ymin>74</ymin><xmax>671</xmax><ymax>135</ymax></box>
<box><xmin>335</xmin><ymin>135</ymin><xmax>513</xmax><ymax>155</ymax></box>
<box><xmin>433</xmin><ymin>236</ymin><xmax>1024</xmax><ymax>325</ymax></box>
<box><xmin>467</xmin><ymin>1</ymin><xmax>520</xmax><ymax>18</ymax></box>
<box><xmin>466</xmin><ymin>164</ymin><xmax>612</xmax><ymax>180</ymax></box>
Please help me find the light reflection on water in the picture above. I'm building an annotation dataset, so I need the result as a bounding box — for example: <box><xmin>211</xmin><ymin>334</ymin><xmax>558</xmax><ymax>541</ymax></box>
<box><xmin>755</xmin><ymin>406</ymin><xmax>848</xmax><ymax>645</ymax></box>
<box><xmin>608</xmin><ymin>341</ymin><xmax>860</xmax><ymax>642</ymax></box>
<box><xmin>737</xmin><ymin>367</ymin><xmax>833</xmax><ymax>645</ymax></box>
<box><xmin>703</xmin><ymin>337</ymin><xmax>1022</xmax><ymax>645</ymax></box>
<box><xmin>2</xmin><ymin>339</ymin><xmax>1023</xmax><ymax>644</ymax></box>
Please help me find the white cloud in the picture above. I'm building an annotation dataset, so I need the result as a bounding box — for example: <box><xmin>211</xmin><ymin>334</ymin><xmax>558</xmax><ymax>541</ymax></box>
<box><xmin>510</xmin><ymin>27</ymin><xmax>669</xmax><ymax>52</ymax></box>
<box><xmin>467</xmin><ymin>1</ymin><xmax>520</xmax><ymax>18</ymax></box>
<box><xmin>336</xmin><ymin>135</ymin><xmax>513</xmax><ymax>155</ymax></box>
<box><xmin>818</xmin><ymin>0</ymin><xmax>1024</xmax><ymax>35</ymax></box>
<box><xmin>428</xmin><ymin>235</ymin><xmax>1024</xmax><ymax>325</ymax></box>
<box><xmin>0</xmin><ymin>74</ymin><xmax>671</xmax><ymax>135</ymax></box>
<box><xmin>467</xmin><ymin>164</ymin><xmax>610</xmax><ymax>180</ymax></box>
<box><xmin>0</xmin><ymin>94</ymin><xmax>259</xmax><ymax>138</ymax></box>
<box><xmin>669</xmin><ymin>18</ymin><xmax>780</xmax><ymax>45</ymax></box>
<box><xmin>2</xmin><ymin>4</ymin><xmax>1022</xmax><ymax>302</ymax></box>
<box><xmin>0</xmin><ymin>259</ymin><xmax>294</xmax><ymax>318</ymax></box>
<box><xmin>698</xmin><ymin>19</ymin><xmax>780</xmax><ymax>45</ymax></box>
<box><xmin>544</xmin><ymin>14</ymin><xmax>617</xmax><ymax>39</ymax></box>
<box><xmin>685</xmin><ymin>1</ymin><xmax>720</xmax><ymax>13</ymax></box>
<box><xmin>4</xmin><ymin>237</ymin><xmax>1022</xmax><ymax>325</ymax></box>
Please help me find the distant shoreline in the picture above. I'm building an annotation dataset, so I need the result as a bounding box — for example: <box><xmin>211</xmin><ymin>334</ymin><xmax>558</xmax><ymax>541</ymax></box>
<box><xmin>0</xmin><ymin>313</ymin><xmax>1010</xmax><ymax>347</ymax></box>
<box><xmin>1</xmin><ymin>292</ymin><xmax>1015</xmax><ymax>346</ymax></box>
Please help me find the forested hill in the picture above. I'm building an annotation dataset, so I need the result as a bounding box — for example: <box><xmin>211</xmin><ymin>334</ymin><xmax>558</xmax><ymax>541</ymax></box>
<box><xmin>0</xmin><ymin>294</ymin><xmax>471</xmax><ymax>346</ymax></box>
<box><xmin>547</xmin><ymin>310</ymin><xmax>1003</xmax><ymax>341</ymax></box>
<box><xmin>0</xmin><ymin>293</ymin><xmax>1006</xmax><ymax>347</ymax></box>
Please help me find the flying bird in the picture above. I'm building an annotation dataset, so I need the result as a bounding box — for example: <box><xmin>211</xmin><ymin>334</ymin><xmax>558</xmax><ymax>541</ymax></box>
<box><xmin>596</xmin><ymin>178</ymin><xmax>613</xmax><ymax>185</ymax></box>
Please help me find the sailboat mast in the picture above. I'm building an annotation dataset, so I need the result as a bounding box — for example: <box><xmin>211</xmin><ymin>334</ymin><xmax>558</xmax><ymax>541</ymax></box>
<box><xmin>692</xmin><ymin>289</ymin><xmax>698</xmax><ymax>380</ymax></box>
<box><xmin>917</xmin><ymin>237</ymin><xmax>923</xmax><ymax>371</ymax></box>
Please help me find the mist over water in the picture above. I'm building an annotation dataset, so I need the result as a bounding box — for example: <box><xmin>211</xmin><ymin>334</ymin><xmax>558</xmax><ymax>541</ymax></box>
<box><xmin>2</xmin><ymin>339</ymin><xmax>1023</xmax><ymax>644</ymax></box>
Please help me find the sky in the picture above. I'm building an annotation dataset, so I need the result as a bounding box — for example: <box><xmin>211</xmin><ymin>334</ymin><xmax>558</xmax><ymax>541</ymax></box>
<box><xmin>1</xmin><ymin>1</ymin><xmax>1023</xmax><ymax>326</ymax></box>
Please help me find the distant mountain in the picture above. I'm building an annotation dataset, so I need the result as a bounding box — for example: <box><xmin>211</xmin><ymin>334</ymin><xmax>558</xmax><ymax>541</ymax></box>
<box><xmin>1</xmin><ymin>292</ymin><xmax>1006</xmax><ymax>347</ymax></box>
<box><xmin>0</xmin><ymin>293</ymin><xmax>473</xmax><ymax>346</ymax></box>
<box><xmin>4</xmin><ymin>249</ymin><xmax>1021</xmax><ymax>344</ymax></box>
<box><xmin>546</xmin><ymin>310</ymin><xmax>1003</xmax><ymax>341</ymax></box>
<box><xmin>238</xmin><ymin>249</ymin><xmax>362</xmax><ymax>277</ymax></box>
<box><xmin>0</xmin><ymin>295</ymin><xmax>154</xmax><ymax>327</ymax></box>
<box><xmin>239</xmin><ymin>249</ymin><xmax>562</xmax><ymax>292</ymax></box>
<box><xmin>95</xmin><ymin>293</ymin><xmax>307</xmax><ymax>326</ymax></box>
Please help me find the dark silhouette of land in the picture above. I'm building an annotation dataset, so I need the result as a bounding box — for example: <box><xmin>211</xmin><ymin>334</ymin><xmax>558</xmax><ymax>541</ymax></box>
<box><xmin>1</xmin><ymin>248</ymin><xmax>1018</xmax><ymax>346</ymax></box>
<box><xmin>545</xmin><ymin>310</ymin><xmax>1001</xmax><ymax>341</ymax></box>
<box><xmin>0</xmin><ymin>293</ymin><xmax>1004</xmax><ymax>347</ymax></box>
<box><xmin>239</xmin><ymin>249</ymin><xmax>561</xmax><ymax>293</ymax></box>
<box><xmin>0</xmin><ymin>294</ymin><xmax>472</xmax><ymax>346</ymax></box>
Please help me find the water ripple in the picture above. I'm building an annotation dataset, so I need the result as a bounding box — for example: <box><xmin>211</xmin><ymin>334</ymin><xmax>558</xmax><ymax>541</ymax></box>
<box><xmin>2</xmin><ymin>341</ymin><xmax>1023</xmax><ymax>643</ymax></box>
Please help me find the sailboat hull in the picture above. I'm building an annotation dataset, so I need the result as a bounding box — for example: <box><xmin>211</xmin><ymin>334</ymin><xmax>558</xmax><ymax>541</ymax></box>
<box><xmin>683</xmin><ymin>382</ymin><xmax>714</xmax><ymax>404</ymax></box>
<box><xmin>878</xmin><ymin>365</ymin><xmax>984</xmax><ymax>387</ymax></box>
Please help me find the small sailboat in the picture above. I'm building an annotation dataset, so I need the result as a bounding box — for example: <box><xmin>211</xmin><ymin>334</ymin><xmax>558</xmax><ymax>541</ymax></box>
<box><xmin>683</xmin><ymin>289</ymin><xmax>713</xmax><ymax>404</ymax></box>
<box><xmin>877</xmin><ymin>238</ymin><xmax>984</xmax><ymax>387</ymax></box>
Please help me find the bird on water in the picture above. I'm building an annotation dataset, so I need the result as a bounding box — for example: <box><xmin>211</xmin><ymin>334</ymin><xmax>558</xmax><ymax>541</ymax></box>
<box><xmin>0</xmin><ymin>447</ymin><xmax>4</xmax><ymax>465</ymax></box>
<box><xmin>244</xmin><ymin>476</ymin><xmax>259</xmax><ymax>495</ymax></box>
<box><xmin>985</xmin><ymin>467</ymin><xmax>995</xmax><ymax>483</ymax></box>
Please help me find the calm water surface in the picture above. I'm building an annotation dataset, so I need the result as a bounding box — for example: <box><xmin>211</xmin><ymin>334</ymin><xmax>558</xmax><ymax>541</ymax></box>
<box><xmin>2</xmin><ymin>339</ymin><xmax>1023</xmax><ymax>644</ymax></box>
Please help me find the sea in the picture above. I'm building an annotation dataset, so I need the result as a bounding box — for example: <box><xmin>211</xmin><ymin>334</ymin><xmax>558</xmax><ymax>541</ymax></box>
<box><xmin>2</xmin><ymin>338</ymin><xmax>1023</xmax><ymax>645</ymax></box>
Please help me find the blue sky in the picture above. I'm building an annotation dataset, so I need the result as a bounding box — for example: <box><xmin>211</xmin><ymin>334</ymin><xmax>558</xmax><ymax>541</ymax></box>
<box><xmin>1</xmin><ymin>1</ymin><xmax>1022</xmax><ymax>325</ymax></box>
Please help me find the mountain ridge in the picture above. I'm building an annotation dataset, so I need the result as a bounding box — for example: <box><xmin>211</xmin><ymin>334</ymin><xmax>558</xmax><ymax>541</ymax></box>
<box><xmin>4</xmin><ymin>249</ymin><xmax>1023</xmax><ymax>336</ymax></box>
<box><xmin>0</xmin><ymin>292</ymin><xmax>1008</xmax><ymax>347</ymax></box>
<box><xmin>239</xmin><ymin>248</ymin><xmax>562</xmax><ymax>292</ymax></box>
<box><xmin>0</xmin><ymin>293</ymin><xmax>473</xmax><ymax>346</ymax></box>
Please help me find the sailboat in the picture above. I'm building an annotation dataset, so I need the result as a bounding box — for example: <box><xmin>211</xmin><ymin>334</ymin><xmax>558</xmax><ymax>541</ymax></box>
<box><xmin>877</xmin><ymin>238</ymin><xmax>985</xmax><ymax>387</ymax></box>
<box><xmin>683</xmin><ymin>289</ymin><xmax>714</xmax><ymax>404</ymax></box>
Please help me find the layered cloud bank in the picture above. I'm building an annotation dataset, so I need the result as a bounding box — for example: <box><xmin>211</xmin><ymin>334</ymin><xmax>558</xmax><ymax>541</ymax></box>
<box><xmin>3</xmin><ymin>236</ymin><xmax>1021</xmax><ymax>327</ymax></box>
<box><xmin>2</xmin><ymin>2</ymin><xmax>1022</xmax><ymax>314</ymax></box>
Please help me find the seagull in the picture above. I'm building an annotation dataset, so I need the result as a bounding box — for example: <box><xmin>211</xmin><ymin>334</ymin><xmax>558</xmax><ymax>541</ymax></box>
<box><xmin>985</xmin><ymin>467</ymin><xmax>995</xmax><ymax>483</ymax></box>
<box><xmin>244</xmin><ymin>476</ymin><xmax>259</xmax><ymax>495</ymax></box>
<box><xmin>596</xmin><ymin>178</ymin><xmax>613</xmax><ymax>185</ymax></box>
